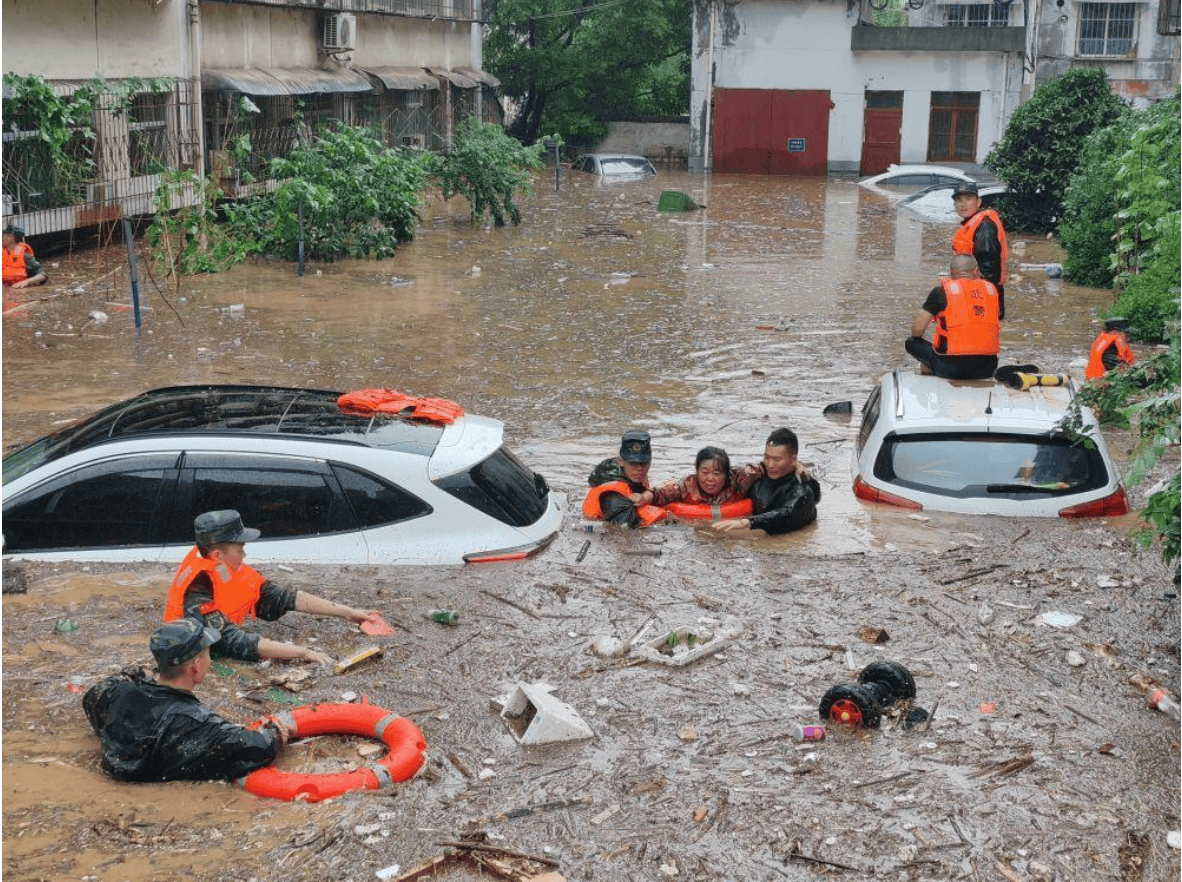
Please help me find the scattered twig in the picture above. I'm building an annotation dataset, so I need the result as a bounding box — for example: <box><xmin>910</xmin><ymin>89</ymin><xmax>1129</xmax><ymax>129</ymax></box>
<box><xmin>1062</xmin><ymin>701</ymin><xmax>1101</xmax><ymax>725</ymax></box>
<box><xmin>922</xmin><ymin>698</ymin><xmax>939</xmax><ymax>732</ymax></box>
<box><xmin>939</xmin><ymin>565</ymin><xmax>1005</xmax><ymax>586</ymax></box>
<box><xmin>435</xmin><ymin>839</ymin><xmax>560</xmax><ymax>867</ymax></box>
<box><xmin>853</xmin><ymin>770</ymin><xmax>914</xmax><ymax>789</ymax></box>
<box><xmin>479</xmin><ymin>589</ymin><xmax>540</xmax><ymax>620</ymax></box>
<box><xmin>784</xmin><ymin>851</ymin><xmax>860</xmax><ymax>872</ymax></box>
<box><xmin>576</xmin><ymin>540</ymin><xmax>591</xmax><ymax>563</ymax></box>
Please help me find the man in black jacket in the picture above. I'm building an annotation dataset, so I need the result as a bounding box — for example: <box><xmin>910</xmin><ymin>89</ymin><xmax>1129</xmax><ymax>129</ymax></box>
<box><xmin>711</xmin><ymin>428</ymin><xmax>820</xmax><ymax>536</ymax></box>
<box><xmin>83</xmin><ymin>618</ymin><xmax>293</xmax><ymax>782</ymax></box>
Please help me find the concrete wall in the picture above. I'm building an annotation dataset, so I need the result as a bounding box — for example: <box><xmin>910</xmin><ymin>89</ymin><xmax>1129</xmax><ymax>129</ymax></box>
<box><xmin>593</xmin><ymin>120</ymin><xmax>691</xmax><ymax>164</ymax></box>
<box><xmin>3</xmin><ymin>0</ymin><xmax>186</xmax><ymax>78</ymax></box>
<box><xmin>690</xmin><ymin>0</ymin><xmax>1025</xmax><ymax>173</ymax></box>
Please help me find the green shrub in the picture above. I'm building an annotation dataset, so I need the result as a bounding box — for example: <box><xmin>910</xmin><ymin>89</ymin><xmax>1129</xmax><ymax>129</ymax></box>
<box><xmin>434</xmin><ymin>117</ymin><xmax>544</xmax><ymax>226</ymax></box>
<box><xmin>1060</xmin><ymin>122</ymin><xmax>1126</xmax><ymax>288</ymax></box>
<box><xmin>986</xmin><ymin>69</ymin><xmax>1125</xmax><ymax>233</ymax></box>
<box><xmin>1109</xmin><ymin>211</ymin><xmax>1181</xmax><ymax>342</ymax></box>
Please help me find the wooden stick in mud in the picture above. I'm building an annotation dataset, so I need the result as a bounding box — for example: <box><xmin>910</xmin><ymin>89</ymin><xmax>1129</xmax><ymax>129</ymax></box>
<box><xmin>784</xmin><ymin>851</ymin><xmax>860</xmax><ymax>872</ymax></box>
<box><xmin>435</xmin><ymin>840</ymin><xmax>560</xmax><ymax>867</ymax></box>
<box><xmin>480</xmin><ymin>589</ymin><xmax>540</xmax><ymax>620</ymax></box>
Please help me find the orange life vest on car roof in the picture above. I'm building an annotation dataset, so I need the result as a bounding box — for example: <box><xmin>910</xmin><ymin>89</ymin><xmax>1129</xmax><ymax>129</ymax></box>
<box><xmin>1085</xmin><ymin>331</ymin><xmax>1135</xmax><ymax>380</ymax></box>
<box><xmin>933</xmin><ymin>278</ymin><xmax>1000</xmax><ymax>357</ymax></box>
<box><xmin>582</xmin><ymin>481</ymin><xmax>666</xmax><ymax>526</ymax></box>
<box><xmin>2</xmin><ymin>242</ymin><xmax>34</xmax><ymax>285</ymax></box>
<box><xmin>337</xmin><ymin>389</ymin><xmax>465</xmax><ymax>424</ymax></box>
<box><xmin>952</xmin><ymin>208</ymin><xmax>1008</xmax><ymax>284</ymax></box>
<box><xmin>163</xmin><ymin>546</ymin><xmax>265</xmax><ymax>625</ymax></box>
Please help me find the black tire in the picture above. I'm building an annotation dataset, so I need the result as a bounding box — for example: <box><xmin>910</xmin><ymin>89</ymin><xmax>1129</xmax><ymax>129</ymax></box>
<box><xmin>819</xmin><ymin>684</ymin><xmax>882</xmax><ymax>729</ymax></box>
<box><xmin>859</xmin><ymin>661</ymin><xmax>917</xmax><ymax>703</ymax></box>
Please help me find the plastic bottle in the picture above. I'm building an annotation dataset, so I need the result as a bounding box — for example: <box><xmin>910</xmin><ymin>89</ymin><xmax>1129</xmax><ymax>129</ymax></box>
<box><xmin>1148</xmin><ymin>689</ymin><xmax>1181</xmax><ymax>722</ymax></box>
<box><xmin>793</xmin><ymin>724</ymin><xmax>826</xmax><ymax>743</ymax></box>
<box><xmin>429</xmin><ymin>609</ymin><xmax>459</xmax><ymax>625</ymax></box>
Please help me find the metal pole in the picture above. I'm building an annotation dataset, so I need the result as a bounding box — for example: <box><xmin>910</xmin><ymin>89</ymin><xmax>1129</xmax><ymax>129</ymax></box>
<box><xmin>298</xmin><ymin>202</ymin><xmax>306</xmax><ymax>277</ymax></box>
<box><xmin>554</xmin><ymin>142</ymin><xmax>560</xmax><ymax>191</ymax></box>
<box><xmin>121</xmin><ymin>217</ymin><xmax>143</xmax><ymax>334</ymax></box>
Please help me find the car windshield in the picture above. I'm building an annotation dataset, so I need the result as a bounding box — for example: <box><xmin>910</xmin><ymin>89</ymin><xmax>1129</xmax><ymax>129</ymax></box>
<box><xmin>875</xmin><ymin>433</ymin><xmax>1109</xmax><ymax>499</ymax></box>
<box><xmin>434</xmin><ymin>446</ymin><xmax>549</xmax><ymax>527</ymax></box>
<box><xmin>600</xmin><ymin>158</ymin><xmax>653</xmax><ymax>175</ymax></box>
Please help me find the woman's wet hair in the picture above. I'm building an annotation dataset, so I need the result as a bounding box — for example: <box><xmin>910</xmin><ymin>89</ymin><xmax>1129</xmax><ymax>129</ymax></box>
<box><xmin>695</xmin><ymin>446</ymin><xmax>731</xmax><ymax>485</ymax></box>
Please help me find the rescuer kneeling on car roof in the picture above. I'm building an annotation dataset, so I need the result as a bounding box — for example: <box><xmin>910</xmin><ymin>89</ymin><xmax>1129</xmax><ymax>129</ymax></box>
<box><xmin>905</xmin><ymin>254</ymin><xmax>1000</xmax><ymax>381</ymax></box>
<box><xmin>163</xmin><ymin>510</ymin><xmax>385</xmax><ymax>666</ymax></box>
<box><xmin>83</xmin><ymin>618</ymin><xmax>295</xmax><ymax>782</ymax></box>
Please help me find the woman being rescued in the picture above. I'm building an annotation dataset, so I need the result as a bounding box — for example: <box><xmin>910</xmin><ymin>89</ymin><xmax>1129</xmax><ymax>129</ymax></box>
<box><xmin>648</xmin><ymin>446</ymin><xmax>761</xmax><ymax>521</ymax></box>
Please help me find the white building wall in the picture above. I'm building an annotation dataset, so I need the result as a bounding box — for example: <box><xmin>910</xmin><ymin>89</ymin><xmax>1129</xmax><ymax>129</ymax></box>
<box><xmin>692</xmin><ymin>0</ymin><xmax>1022</xmax><ymax>172</ymax></box>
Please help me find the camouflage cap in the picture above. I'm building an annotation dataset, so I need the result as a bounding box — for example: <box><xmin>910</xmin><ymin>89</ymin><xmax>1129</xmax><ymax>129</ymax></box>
<box><xmin>151</xmin><ymin>618</ymin><xmax>220</xmax><ymax>667</ymax></box>
<box><xmin>194</xmin><ymin>509</ymin><xmax>260</xmax><ymax>547</ymax></box>
<box><xmin>951</xmin><ymin>181</ymin><xmax>979</xmax><ymax>199</ymax></box>
<box><xmin>619</xmin><ymin>429</ymin><xmax>652</xmax><ymax>464</ymax></box>
<box><xmin>1104</xmin><ymin>316</ymin><xmax>1131</xmax><ymax>333</ymax></box>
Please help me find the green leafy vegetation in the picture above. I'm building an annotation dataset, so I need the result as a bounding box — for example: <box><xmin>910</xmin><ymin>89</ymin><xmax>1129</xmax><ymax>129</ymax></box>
<box><xmin>1110</xmin><ymin>213</ymin><xmax>1181</xmax><ymax>342</ymax></box>
<box><xmin>484</xmin><ymin>0</ymin><xmax>691</xmax><ymax>145</ymax></box>
<box><xmin>1064</xmin><ymin>331</ymin><xmax>1181</xmax><ymax>583</ymax></box>
<box><xmin>432</xmin><ymin>117</ymin><xmax>544</xmax><ymax>226</ymax></box>
<box><xmin>1059</xmin><ymin>121</ymin><xmax>1128</xmax><ymax>288</ymax></box>
<box><xmin>985</xmin><ymin>69</ymin><xmax>1125</xmax><ymax>233</ymax></box>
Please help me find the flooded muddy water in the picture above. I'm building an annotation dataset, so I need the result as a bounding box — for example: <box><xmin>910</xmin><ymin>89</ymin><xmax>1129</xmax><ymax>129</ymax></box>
<box><xmin>3</xmin><ymin>172</ymin><xmax>1177</xmax><ymax>882</ymax></box>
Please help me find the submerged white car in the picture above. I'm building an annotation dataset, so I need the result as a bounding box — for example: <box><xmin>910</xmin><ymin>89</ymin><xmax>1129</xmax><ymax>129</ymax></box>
<box><xmin>2</xmin><ymin>385</ymin><xmax>564</xmax><ymax>565</ymax></box>
<box><xmin>852</xmin><ymin>371</ymin><xmax>1129</xmax><ymax>517</ymax></box>
<box><xmin>857</xmin><ymin>164</ymin><xmax>978</xmax><ymax>199</ymax></box>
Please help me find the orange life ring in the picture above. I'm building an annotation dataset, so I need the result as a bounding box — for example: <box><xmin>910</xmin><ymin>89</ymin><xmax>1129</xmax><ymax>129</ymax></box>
<box><xmin>338</xmin><ymin>388</ymin><xmax>465</xmax><ymax>424</ymax></box>
<box><xmin>582</xmin><ymin>481</ymin><xmax>666</xmax><ymax>526</ymax></box>
<box><xmin>238</xmin><ymin>700</ymin><xmax>426</xmax><ymax>803</ymax></box>
<box><xmin>665</xmin><ymin>498</ymin><xmax>754</xmax><ymax>520</ymax></box>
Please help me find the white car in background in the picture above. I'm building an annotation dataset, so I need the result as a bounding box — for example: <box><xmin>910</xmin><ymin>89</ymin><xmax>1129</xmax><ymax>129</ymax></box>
<box><xmin>898</xmin><ymin>182</ymin><xmax>1008</xmax><ymax>223</ymax></box>
<box><xmin>2</xmin><ymin>385</ymin><xmax>564</xmax><ymax>565</ymax></box>
<box><xmin>857</xmin><ymin>164</ymin><xmax>978</xmax><ymax>199</ymax></box>
<box><xmin>852</xmin><ymin>371</ymin><xmax>1129</xmax><ymax>518</ymax></box>
<box><xmin>572</xmin><ymin>153</ymin><xmax>657</xmax><ymax>178</ymax></box>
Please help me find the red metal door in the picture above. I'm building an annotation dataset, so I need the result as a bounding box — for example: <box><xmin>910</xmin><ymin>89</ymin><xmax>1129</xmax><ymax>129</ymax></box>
<box><xmin>860</xmin><ymin>91</ymin><xmax>903</xmax><ymax>174</ymax></box>
<box><xmin>713</xmin><ymin>89</ymin><xmax>830</xmax><ymax>175</ymax></box>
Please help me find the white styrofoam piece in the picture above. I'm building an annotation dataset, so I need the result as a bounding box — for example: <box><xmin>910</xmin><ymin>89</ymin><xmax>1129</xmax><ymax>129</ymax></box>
<box><xmin>501</xmin><ymin>681</ymin><xmax>594</xmax><ymax>745</ymax></box>
<box><xmin>635</xmin><ymin>624</ymin><xmax>740</xmax><ymax>667</ymax></box>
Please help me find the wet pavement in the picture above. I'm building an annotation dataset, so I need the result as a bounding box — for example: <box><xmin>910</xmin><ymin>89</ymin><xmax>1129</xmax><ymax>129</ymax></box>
<box><xmin>2</xmin><ymin>171</ymin><xmax>1179</xmax><ymax>882</ymax></box>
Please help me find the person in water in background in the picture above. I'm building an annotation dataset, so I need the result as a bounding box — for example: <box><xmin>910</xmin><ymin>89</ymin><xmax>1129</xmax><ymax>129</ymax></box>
<box><xmin>1085</xmin><ymin>317</ymin><xmax>1136</xmax><ymax>380</ymax></box>
<box><xmin>2</xmin><ymin>226</ymin><xmax>47</xmax><ymax>288</ymax></box>
<box><xmin>651</xmin><ymin>445</ymin><xmax>761</xmax><ymax>508</ymax></box>
<box><xmin>163</xmin><ymin>510</ymin><xmax>383</xmax><ymax>666</ymax></box>
<box><xmin>951</xmin><ymin>181</ymin><xmax>1008</xmax><ymax>319</ymax></box>
<box><xmin>585</xmin><ymin>429</ymin><xmax>662</xmax><ymax>527</ymax></box>
<box><xmin>712</xmin><ymin>428</ymin><xmax>820</xmax><ymax>536</ymax></box>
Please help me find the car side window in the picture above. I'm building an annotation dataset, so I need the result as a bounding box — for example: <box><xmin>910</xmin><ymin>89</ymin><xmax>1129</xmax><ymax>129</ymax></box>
<box><xmin>2</xmin><ymin>454</ymin><xmax>177</xmax><ymax>551</ymax></box>
<box><xmin>332</xmin><ymin>464</ymin><xmax>432</xmax><ymax>527</ymax></box>
<box><xmin>857</xmin><ymin>387</ymin><xmax>882</xmax><ymax>454</ymax></box>
<box><xmin>183</xmin><ymin>461</ymin><xmax>352</xmax><ymax>540</ymax></box>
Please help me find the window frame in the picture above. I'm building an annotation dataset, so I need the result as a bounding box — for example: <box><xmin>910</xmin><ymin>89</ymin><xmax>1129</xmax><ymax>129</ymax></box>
<box><xmin>1077</xmin><ymin>2</ymin><xmax>1138</xmax><ymax>57</ymax></box>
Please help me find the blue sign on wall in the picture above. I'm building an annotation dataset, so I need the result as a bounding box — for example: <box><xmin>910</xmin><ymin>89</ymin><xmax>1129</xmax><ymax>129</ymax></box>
<box><xmin>787</xmin><ymin>138</ymin><xmax>806</xmax><ymax>153</ymax></box>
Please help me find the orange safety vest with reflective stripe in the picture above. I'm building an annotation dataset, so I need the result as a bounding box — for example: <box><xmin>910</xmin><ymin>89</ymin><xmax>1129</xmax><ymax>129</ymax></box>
<box><xmin>952</xmin><ymin>208</ymin><xmax>1008</xmax><ymax>285</ymax></box>
<box><xmin>932</xmin><ymin>278</ymin><xmax>1000</xmax><ymax>356</ymax></box>
<box><xmin>163</xmin><ymin>546</ymin><xmax>266</xmax><ymax>625</ymax></box>
<box><xmin>1085</xmin><ymin>331</ymin><xmax>1135</xmax><ymax>380</ymax></box>
<box><xmin>2</xmin><ymin>243</ymin><xmax>34</xmax><ymax>285</ymax></box>
<box><xmin>582</xmin><ymin>481</ymin><xmax>666</xmax><ymax>526</ymax></box>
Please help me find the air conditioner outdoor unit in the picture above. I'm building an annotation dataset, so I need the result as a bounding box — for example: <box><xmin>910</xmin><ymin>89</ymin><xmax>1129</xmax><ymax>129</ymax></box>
<box><xmin>323</xmin><ymin>13</ymin><xmax>356</xmax><ymax>51</ymax></box>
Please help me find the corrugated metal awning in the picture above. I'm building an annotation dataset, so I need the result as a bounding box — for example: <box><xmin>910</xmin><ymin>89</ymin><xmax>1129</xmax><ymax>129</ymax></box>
<box><xmin>358</xmin><ymin>67</ymin><xmax>440</xmax><ymax>91</ymax></box>
<box><xmin>454</xmin><ymin>67</ymin><xmax>500</xmax><ymax>88</ymax></box>
<box><xmin>428</xmin><ymin>68</ymin><xmax>499</xmax><ymax>89</ymax></box>
<box><xmin>202</xmin><ymin>67</ymin><xmax>374</xmax><ymax>96</ymax></box>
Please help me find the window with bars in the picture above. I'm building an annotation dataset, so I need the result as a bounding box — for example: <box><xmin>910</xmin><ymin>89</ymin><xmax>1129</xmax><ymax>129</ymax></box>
<box><xmin>1158</xmin><ymin>0</ymin><xmax>1180</xmax><ymax>34</ymax></box>
<box><xmin>1078</xmin><ymin>3</ymin><xmax>1136</xmax><ymax>55</ymax></box>
<box><xmin>945</xmin><ymin>4</ymin><xmax>1011</xmax><ymax>26</ymax></box>
<box><xmin>927</xmin><ymin>92</ymin><xmax>979</xmax><ymax>163</ymax></box>
<box><xmin>129</xmin><ymin>92</ymin><xmax>171</xmax><ymax>177</ymax></box>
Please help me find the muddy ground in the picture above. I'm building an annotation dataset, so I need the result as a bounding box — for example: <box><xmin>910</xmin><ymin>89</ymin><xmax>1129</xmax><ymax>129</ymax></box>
<box><xmin>3</xmin><ymin>171</ymin><xmax>1180</xmax><ymax>881</ymax></box>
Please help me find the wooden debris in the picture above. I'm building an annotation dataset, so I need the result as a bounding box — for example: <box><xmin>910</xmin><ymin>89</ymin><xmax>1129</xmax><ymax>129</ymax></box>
<box><xmin>973</xmin><ymin>755</ymin><xmax>1035</xmax><ymax>778</ymax></box>
<box><xmin>480</xmin><ymin>589</ymin><xmax>540</xmax><ymax>620</ymax></box>
<box><xmin>858</xmin><ymin>626</ymin><xmax>889</xmax><ymax>644</ymax></box>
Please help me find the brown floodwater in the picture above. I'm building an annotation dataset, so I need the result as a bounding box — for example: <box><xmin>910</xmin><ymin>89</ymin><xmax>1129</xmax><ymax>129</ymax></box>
<box><xmin>2</xmin><ymin>170</ymin><xmax>1120</xmax><ymax>556</ymax></box>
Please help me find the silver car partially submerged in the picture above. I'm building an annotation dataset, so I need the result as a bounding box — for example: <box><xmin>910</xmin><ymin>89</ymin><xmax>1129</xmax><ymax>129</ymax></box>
<box><xmin>853</xmin><ymin>371</ymin><xmax>1129</xmax><ymax>517</ymax></box>
<box><xmin>2</xmin><ymin>385</ymin><xmax>564</xmax><ymax>564</ymax></box>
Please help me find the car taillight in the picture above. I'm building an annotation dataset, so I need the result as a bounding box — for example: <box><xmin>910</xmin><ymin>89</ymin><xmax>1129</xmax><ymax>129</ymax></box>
<box><xmin>1058</xmin><ymin>487</ymin><xmax>1129</xmax><ymax>518</ymax></box>
<box><xmin>852</xmin><ymin>477</ymin><xmax>923</xmax><ymax>510</ymax></box>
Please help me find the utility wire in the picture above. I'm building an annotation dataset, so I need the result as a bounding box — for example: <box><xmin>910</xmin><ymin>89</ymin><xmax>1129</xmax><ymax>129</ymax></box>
<box><xmin>526</xmin><ymin>0</ymin><xmax>633</xmax><ymax>21</ymax></box>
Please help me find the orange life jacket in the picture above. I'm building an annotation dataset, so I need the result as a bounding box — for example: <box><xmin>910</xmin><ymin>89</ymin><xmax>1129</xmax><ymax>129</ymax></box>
<box><xmin>1086</xmin><ymin>331</ymin><xmax>1135</xmax><ymax>380</ymax></box>
<box><xmin>2</xmin><ymin>242</ymin><xmax>34</xmax><ymax>285</ymax></box>
<box><xmin>163</xmin><ymin>546</ymin><xmax>266</xmax><ymax>625</ymax></box>
<box><xmin>952</xmin><ymin>208</ymin><xmax>1008</xmax><ymax>284</ymax></box>
<box><xmin>337</xmin><ymin>389</ymin><xmax>464</xmax><ymax>424</ymax></box>
<box><xmin>582</xmin><ymin>481</ymin><xmax>666</xmax><ymax>526</ymax></box>
<box><xmin>932</xmin><ymin>278</ymin><xmax>1000</xmax><ymax>357</ymax></box>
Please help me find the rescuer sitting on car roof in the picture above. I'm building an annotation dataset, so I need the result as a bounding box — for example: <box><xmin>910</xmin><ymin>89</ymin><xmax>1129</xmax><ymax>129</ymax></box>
<box><xmin>711</xmin><ymin>428</ymin><xmax>821</xmax><ymax>536</ymax></box>
<box><xmin>905</xmin><ymin>254</ymin><xmax>1000</xmax><ymax>381</ymax></box>
<box><xmin>83</xmin><ymin>618</ymin><xmax>295</xmax><ymax>782</ymax></box>
<box><xmin>163</xmin><ymin>510</ymin><xmax>384</xmax><ymax>665</ymax></box>
<box><xmin>584</xmin><ymin>429</ymin><xmax>665</xmax><ymax>528</ymax></box>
